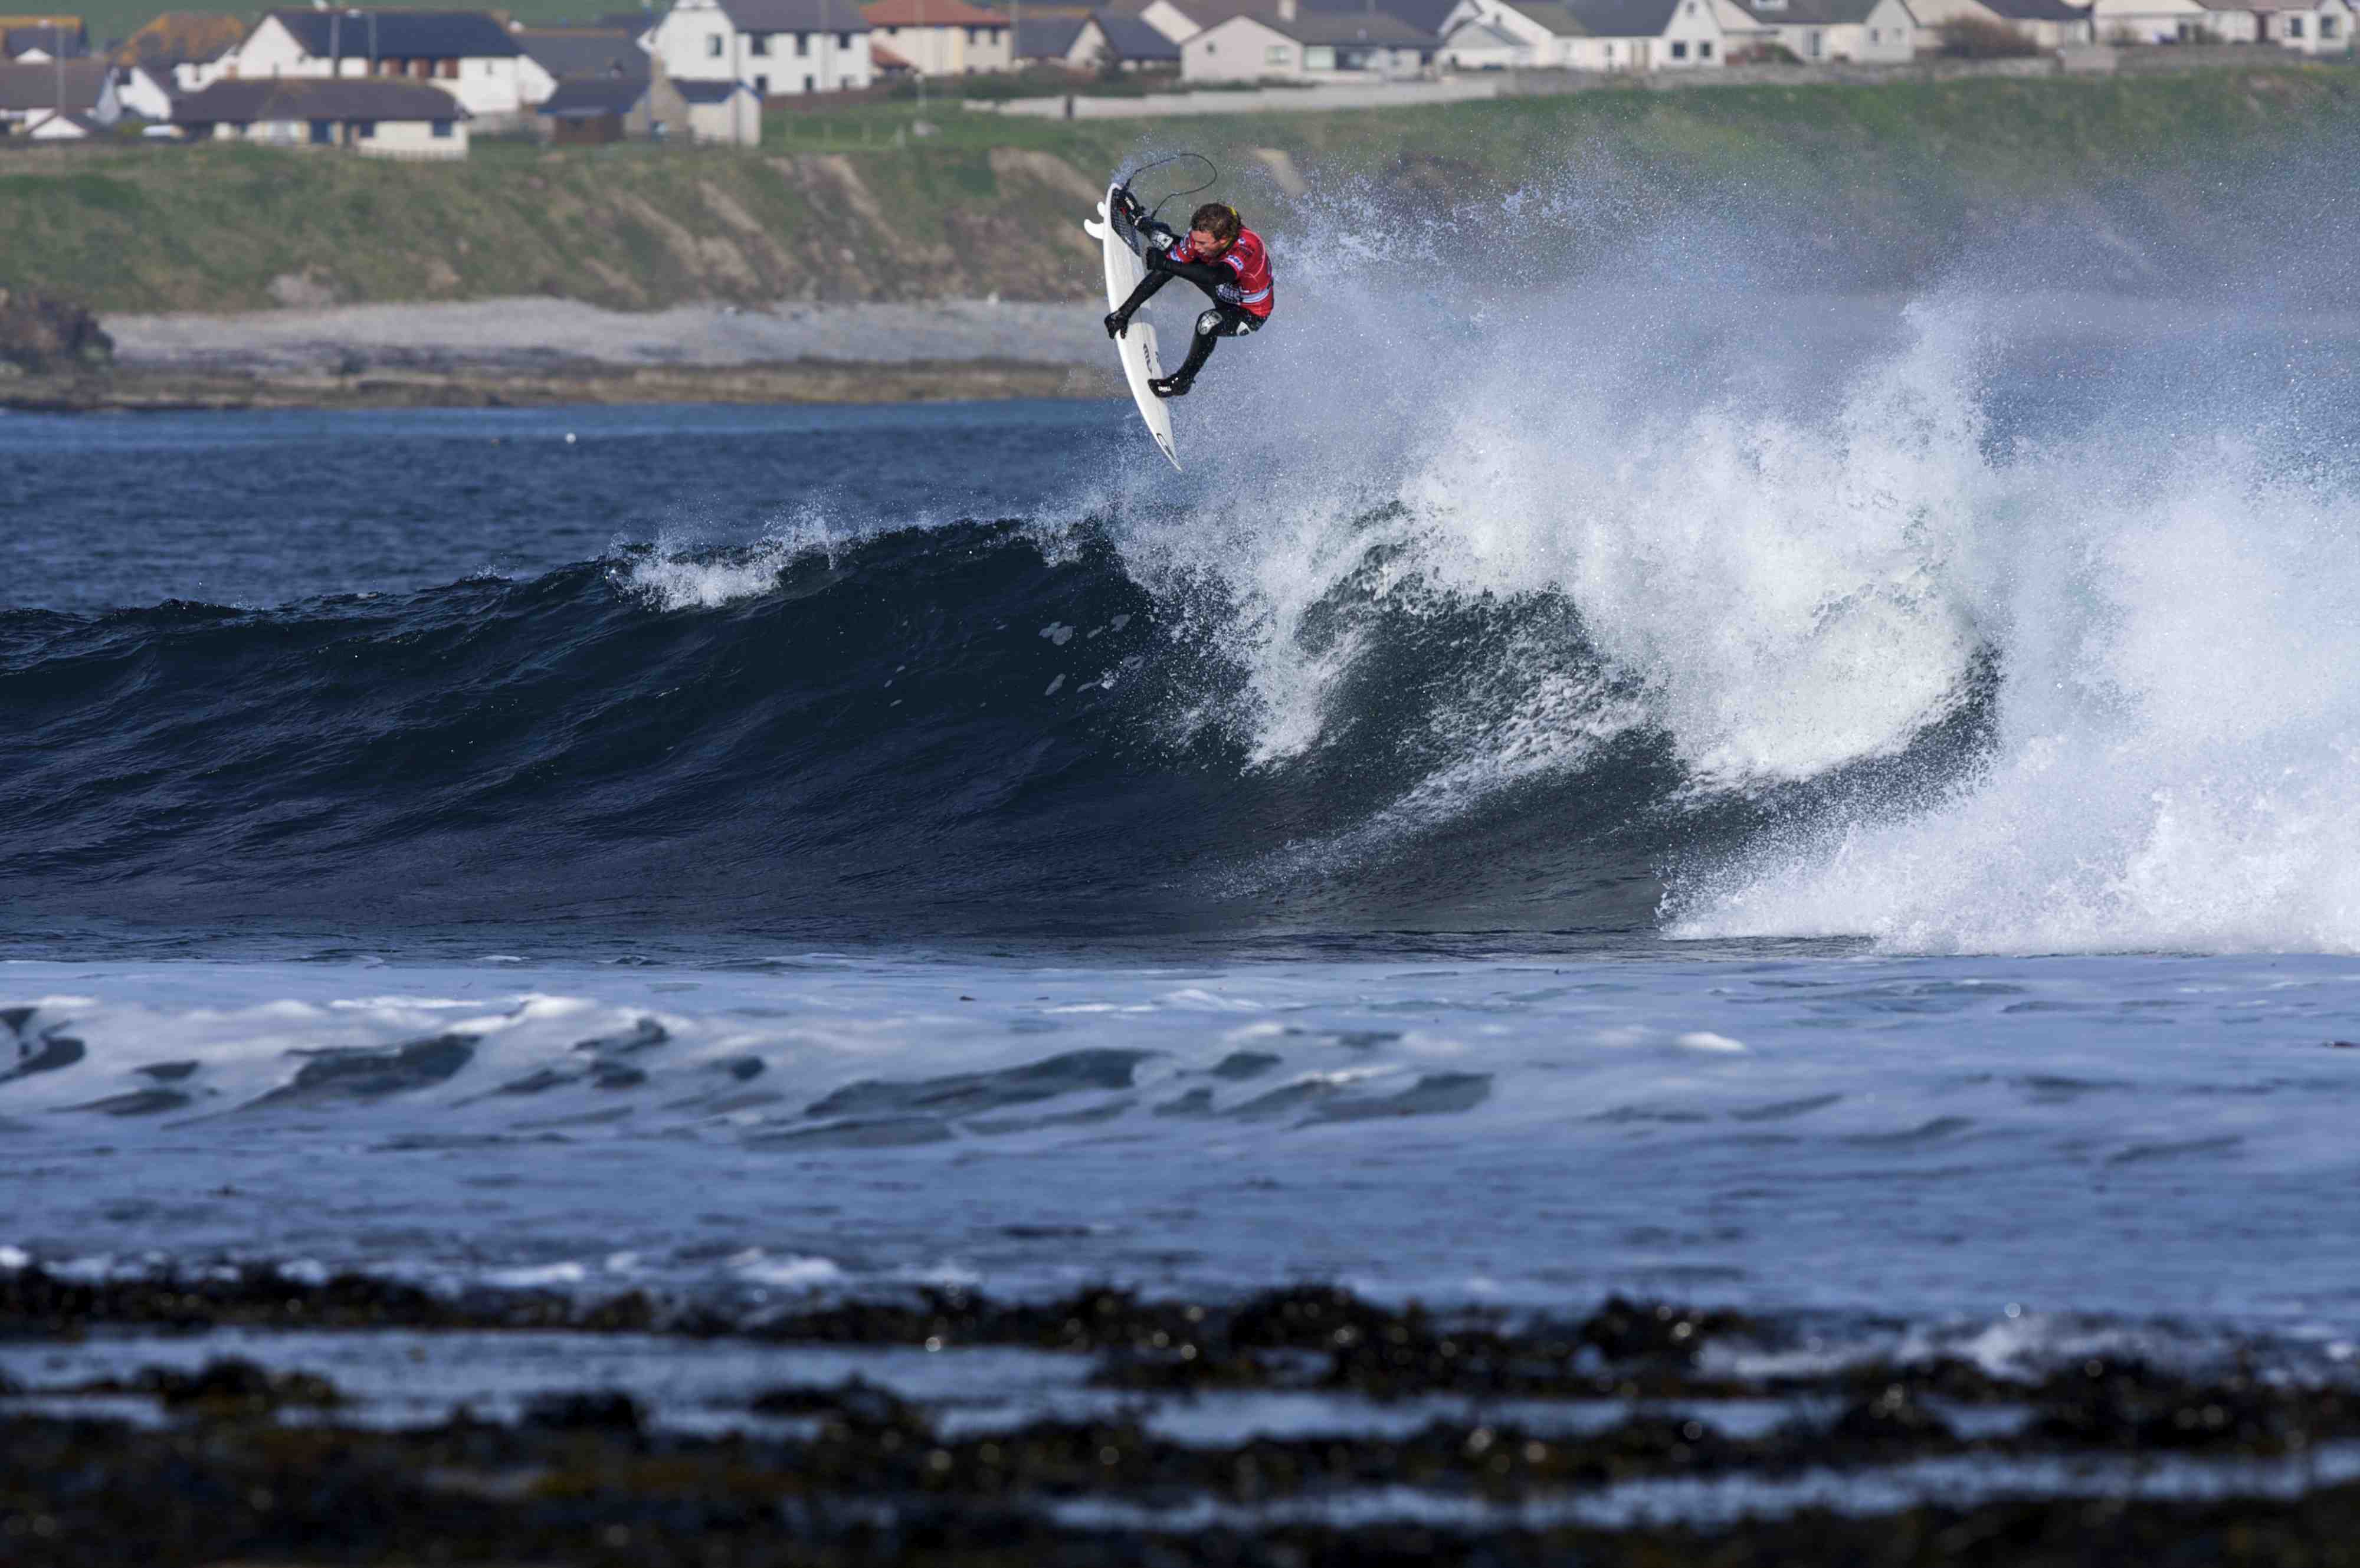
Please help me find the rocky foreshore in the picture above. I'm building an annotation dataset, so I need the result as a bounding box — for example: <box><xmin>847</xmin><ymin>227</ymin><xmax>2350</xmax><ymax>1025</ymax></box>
<box><xmin>1</xmin><ymin>298</ymin><xmax>1113</xmax><ymax>411</ymax></box>
<box><xmin>8</xmin><ymin>1264</ymin><xmax>2360</xmax><ymax>1564</ymax></box>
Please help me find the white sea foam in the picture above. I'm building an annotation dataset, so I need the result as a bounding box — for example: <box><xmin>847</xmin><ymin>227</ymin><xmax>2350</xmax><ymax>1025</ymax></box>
<box><xmin>1090</xmin><ymin>188</ymin><xmax>2360</xmax><ymax>953</ymax></box>
<box><xmin>612</xmin><ymin>514</ymin><xmax>846</xmax><ymax>612</ymax></box>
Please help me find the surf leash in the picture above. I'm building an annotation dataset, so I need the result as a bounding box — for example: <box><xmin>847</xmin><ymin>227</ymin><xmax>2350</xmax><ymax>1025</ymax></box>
<box><xmin>1118</xmin><ymin>152</ymin><xmax>1219</xmax><ymax>229</ymax></box>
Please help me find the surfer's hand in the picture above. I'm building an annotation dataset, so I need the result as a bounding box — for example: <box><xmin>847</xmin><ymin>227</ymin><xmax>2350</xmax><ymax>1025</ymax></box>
<box><xmin>1113</xmin><ymin>189</ymin><xmax>1144</xmax><ymax>225</ymax></box>
<box><xmin>1104</xmin><ymin>310</ymin><xmax>1130</xmax><ymax>339</ymax></box>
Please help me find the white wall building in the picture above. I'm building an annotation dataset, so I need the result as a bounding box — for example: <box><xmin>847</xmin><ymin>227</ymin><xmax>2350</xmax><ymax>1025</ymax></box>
<box><xmin>112</xmin><ymin>60</ymin><xmax>177</xmax><ymax>117</ymax></box>
<box><xmin>644</xmin><ymin>0</ymin><xmax>874</xmax><ymax>97</ymax></box>
<box><xmin>861</xmin><ymin>0</ymin><xmax>1012</xmax><ymax>72</ymax></box>
<box><xmin>173</xmin><ymin>76</ymin><xmax>470</xmax><ymax>156</ymax></box>
<box><xmin>1183</xmin><ymin>0</ymin><xmax>1435</xmax><ymax>79</ymax></box>
<box><xmin>2086</xmin><ymin>0</ymin><xmax>2217</xmax><ymax>40</ymax></box>
<box><xmin>229</xmin><ymin>9</ymin><xmax>537</xmax><ymax>119</ymax></box>
<box><xmin>1720</xmin><ymin>0</ymin><xmax>1918</xmax><ymax>58</ymax></box>
<box><xmin>1438</xmin><ymin>0</ymin><xmax>1726</xmax><ymax>69</ymax></box>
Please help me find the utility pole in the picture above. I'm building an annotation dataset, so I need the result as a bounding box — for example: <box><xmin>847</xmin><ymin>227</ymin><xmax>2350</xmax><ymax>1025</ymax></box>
<box><xmin>48</xmin><ymin>16</ymin><xmax>63</xmax><ymax>123</ymax></box>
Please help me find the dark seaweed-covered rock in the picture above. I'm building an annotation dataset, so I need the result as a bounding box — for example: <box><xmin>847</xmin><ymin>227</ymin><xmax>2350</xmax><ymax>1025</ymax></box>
<box><xmin>136</xmin><ymin>1358</ymin><xmax>342</xmax><ymax>1413</ymax></box>
<box><xmin>1575</xmin><ymin>1296</ymin><xmax>1756</xmax><ymax>1366</ymax></box>
<box><xmin>0</xmin><ymin>288</ymin><xmax>112</xmax><ymax>375</ymax></box>
<box><xmin>251</xmin><ymin>1032</ymin><xmax>476</xmax><ymax>1108</ymax></box>
<box><xmin>522</xmin><ymin>1389</ymin><xmax>644</xmax><ymax>1431</ymax></box>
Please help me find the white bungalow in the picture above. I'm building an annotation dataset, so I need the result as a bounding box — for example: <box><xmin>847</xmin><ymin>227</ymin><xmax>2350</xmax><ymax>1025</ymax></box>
<box><xmin>173</xmin><ymin>76</ymin><xmax>470</xmax><ymax>156</ymax></box>
<box><xmin>23</xmin><ymin>106</ymin><xmax>101</xmax><ymax>135</ymax></box>
<box><xmin>644</xmin><ymin>0</ymin><xmax>874</xmax><ymax>96</ymax></box>
<box><xmin>1438</xmin><ymin>0</ymin><xmax>1726</xmax><ymax>69</ymax></box>
<box><xmin>2086</xmin><ymin>0</ymin><xmax>2218</xmax><ymax>40</ymax></box>
<box><xmin>229</xmin><ymin>9</ymin><xmax>537</xmax><ymax>120</ymax></box>
<box><xmin>110</xmin><ymin>61</ymin><xmax>178</xmax><ymax>119</ymax></box>
<box><xmin>1182</xmin><ymin>0</ymin><xmax>1435</xmax><ymax>80</ymax></box>
<box><xmin>860</xmin><ymin>0</ymin><xmax>1011</xmax><ymax>73</ymax></box>
<box><xmin>0</xmin><ymin>58</ymin><xmax>117</xmax><ymax>127</ymax></box>
<box><xmin>1720</xmin><ymin>0</ymin><xmax>1919</xmax><ymax>59</ymax></box>
<box><xmin>2212</xmin><ymin>0</ymin><xmax>2355</xmax><ymax>45</ymax></box>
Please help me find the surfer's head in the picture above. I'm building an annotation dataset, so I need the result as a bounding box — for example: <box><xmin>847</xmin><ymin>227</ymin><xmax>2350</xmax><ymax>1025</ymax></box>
<box><xmin>1188</xmin><ymin>202</ymin><xmax>1242</xmax><ymax>258</ymax></box>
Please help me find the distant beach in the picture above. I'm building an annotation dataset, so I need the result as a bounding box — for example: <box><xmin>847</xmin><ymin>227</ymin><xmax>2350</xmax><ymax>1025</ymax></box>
<box><xmin>8</xmin><ymin>299</ymin><xmax>1114</xmax><ymax>409</ymax></box>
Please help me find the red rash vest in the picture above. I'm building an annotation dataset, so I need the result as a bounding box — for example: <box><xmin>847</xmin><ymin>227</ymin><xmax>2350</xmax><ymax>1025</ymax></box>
<box><xmin>1171</xmin><ymin>228</ymin><xmax>1274</xmax><ymax>320</ymax></box>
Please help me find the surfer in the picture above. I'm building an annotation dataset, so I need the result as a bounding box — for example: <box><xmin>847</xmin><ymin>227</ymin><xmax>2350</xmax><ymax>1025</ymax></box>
<box><xmin>1103</xmin><ymin>194</ymin><xmax>1273</xmax><ymax>399</ymax></box>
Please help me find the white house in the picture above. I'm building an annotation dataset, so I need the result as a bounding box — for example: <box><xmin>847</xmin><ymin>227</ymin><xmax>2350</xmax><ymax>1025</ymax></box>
<box><xmin>860</xmin><ymin>0</ymin><xmax>1012</xmax><ymax>74</ymax></box>
<box><xmin>644</xmin><ymin>0</ymin><xmax>874</xmax><ymax>97</ymax></box>
<box><xmin>111</xmin><ymin>60</ymin><xmax>178</xmax><ymax>118</ymax></box>
<box><xmin>1182</xmin><ymin>0</ymin><xmax>1436</xmax><ymax>80</ymax></box>
<box><xmin>674</xmin><ymin>73</ymin><xmax>761</xmax><ymax>137</ymax></box>
<box><xmin>23</xmin><ymin>106</ymin><xmax>101</xmax><ymax>135</ymax></box>
<box><xmin>0</xmin><ymin>58</ymin><xmax>117</xmax><ymax>127</ymax></box>
<box><xmin>2207</xmin><ymin>0</ymin><xmax>2354</xmax><ymax>45</ymax></box>
<box><xmin>172</xmin><ymin>76</ymin><xmax>470</xmax><ymax>156</ymax></box>
<box><xmin>1437</xmin><ymin>0</ymin><xmax>1726</xmax><ymax>69</ymax></box>
<box><xmin>1720</xmin><ymin>0</ymin><xmax>1918</xmax><ymax>58</ymax></box>
<box><xmin>1138</xmin><ymin>0</ymin><xmax>1271</xmax><ymax>43</ymax></box>
<box><xmin>229</xmin><ymin>10</ymin><xmax>537</xmax><ymax>119</ymax></box>
<box><xmin>115</xmin><ymin>12</ymin><xmax>250</xmax><ymax>95</ymax></box>
<box><xmin>2086</xmin><ymin>0</ymin><xmax>2216</xmax><ymax>40</ymax></box>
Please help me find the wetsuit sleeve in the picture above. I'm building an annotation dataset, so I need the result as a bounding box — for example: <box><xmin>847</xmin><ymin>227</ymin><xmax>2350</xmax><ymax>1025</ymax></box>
<box><xmin>1113</xmin><ymin>267</ymin><xmax>1174</xmax><ymax>319</ymax></box>
<box><xmin>1145</xmin><ymin>246</ymin><xmax>1228</xmax><ymax>289</ymax></box>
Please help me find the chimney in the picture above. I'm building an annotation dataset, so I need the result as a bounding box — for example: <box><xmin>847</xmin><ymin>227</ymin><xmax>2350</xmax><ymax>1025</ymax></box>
<box><xmin>1277</xmin><ymin>0</ymin><xmax>1296</xmax><ymax>18</ymax></box>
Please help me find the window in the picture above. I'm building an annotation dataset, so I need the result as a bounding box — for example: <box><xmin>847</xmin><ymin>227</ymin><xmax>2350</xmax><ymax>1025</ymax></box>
<box><xmin>353</xmin><ymin>119</ymin><xmax>375</xmax><ymax>137</ymax></box>
<box><xmin>2289</xmin><ymin>14</ymin><xmax>2305</xmax><ymax>33</ymax></box>
<box><xmin>432</xmin><ymin>119</ymin><xmax>453</xmax><ymax>137</ymax></box>
<box><xmin>795</xmin><ymin>31</ymin><xmax>809</xmax><ymax>55</ymax></box>
<box><xmin>1670</xmin><ymin>39</ymin><xmax>1687</xmax><ymax>57</ymax></box>
<box><xmin>967</xmin><ymin>26</ymin><xmax>980</xmax><ymax>43</ymax></box>
<box><xmin>439</xmin><ymin>57</ymin><xmax>457</xmax><ymax>77</ymax></box>
<box><xmin>1266</xmin><ymin>42</ymin><xmax>1290</xmax><ymax>63</ymax></box>
<box><xmin>1602</xmin><ymin>42</ymin><xmax>1615</xmax><ymax>60</ymax></box>
<box><xmin>309</xmin><ymin>117</ymin><xmax>333</xmax><ymax>143</ymax></box>
<box><xmin>753</xmin><ymin>71</ymin><xmax>768</xmax><ymax>91</ymax></box>
<box><xmin>2326</xmin><ymin>15</ymin><xmax>2341</xmax><ymax>35</ymax></box>
<box><xmin>802</xmin><ymin>73</ymin><xmax>815</xmax><ymax>90</ymax></box>
<box><xmin>1700</xmin><ymin>38</ymin><xmax>1712</xmax><ymax>55</ymax></box>
<box><xmin>1807</xmin><ymin>27</ymin><xmax>1823</xmax><ymax>54</ymax></box>
<box><xmin>838</xmin><ymin>31</ymin><xmax>852</xmax><ymax>47</ymax></box>
<box><xmin>707</xmin><ymin>33</ymin><xmax>724</xmax><ymax>56</ymax></box>
<box><xmin>750</xmin><ymin>31</ymin><xmax>768</xmax><ymax>54</ymax></box>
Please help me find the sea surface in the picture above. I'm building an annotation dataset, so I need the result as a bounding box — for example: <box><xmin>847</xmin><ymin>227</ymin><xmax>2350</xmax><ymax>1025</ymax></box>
<box><xmin>9</xmin><ymin>285</ymin><xmax>2360</xmax><ymax>1504</ymax></box>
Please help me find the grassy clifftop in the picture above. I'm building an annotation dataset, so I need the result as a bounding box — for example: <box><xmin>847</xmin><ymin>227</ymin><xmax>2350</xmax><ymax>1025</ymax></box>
<box><xmin>4</xmin><ymin>64</ymin><xmax>2358</xmax><ymax>316</ymax></box>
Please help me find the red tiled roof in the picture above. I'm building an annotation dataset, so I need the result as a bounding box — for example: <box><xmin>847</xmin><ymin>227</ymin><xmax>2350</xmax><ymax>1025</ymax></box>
<box><xmin>861</xmin><ymin>0</ymin><xmax>1007</xmax><ymax>27</ymax></box>
<box><xmin>870</xmin><ymin>38</ymin><xmax>913</xmax><ymax>63</ymax></box>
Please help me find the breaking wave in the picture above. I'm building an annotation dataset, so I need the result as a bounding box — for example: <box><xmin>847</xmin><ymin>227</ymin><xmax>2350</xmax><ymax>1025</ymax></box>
<box><xmin>10</xmin><ymin>182</ymin><xmax>2360</xmax><ymax>954</ymax></box>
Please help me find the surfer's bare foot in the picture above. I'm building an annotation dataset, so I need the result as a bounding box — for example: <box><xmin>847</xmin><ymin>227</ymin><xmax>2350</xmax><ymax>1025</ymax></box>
<box><xmin>1149</xmin><ymin>376</ymin><xmax>1191</xmax><ymax>399</ymax></box>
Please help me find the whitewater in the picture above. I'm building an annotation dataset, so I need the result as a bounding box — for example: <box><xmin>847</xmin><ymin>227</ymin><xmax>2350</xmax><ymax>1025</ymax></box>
<box><xmin>10</xmin><ymin>185</ymin><xmax>2360</xmax><ymax>1505</ymax></box>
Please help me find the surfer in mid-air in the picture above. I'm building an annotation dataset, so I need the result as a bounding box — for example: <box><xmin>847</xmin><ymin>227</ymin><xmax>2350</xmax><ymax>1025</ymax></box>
<box><xmin>1103</xmin><ymin>192</ymin><xmax>1273</xmax><ymax>399</ymax></box>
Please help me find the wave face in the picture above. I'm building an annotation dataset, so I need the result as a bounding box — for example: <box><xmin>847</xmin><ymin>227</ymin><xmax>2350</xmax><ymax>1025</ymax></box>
<box><xmin>14</xmin><ymin>202</ymin><xmax>2360</xmax><ymax>951</ymax></box>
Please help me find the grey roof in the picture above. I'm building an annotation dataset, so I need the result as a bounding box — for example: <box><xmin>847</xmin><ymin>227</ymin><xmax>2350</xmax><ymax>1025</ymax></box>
<box><xmin>1500</xmin><ymin>1</ymin><xmax>1588</xmax><ymax>32</ymax></box>
<box><xmin>538</xmin><ymin>74</ymin><xmax>649</xmax><ymax>113</ymax></box>
<box><xmin>714</xmin><ymin>0</ymin><xmax>874</xmax><ymax>32</ymax></box>
<box><xmin>1243</xmin><ymin>8</ymin><xmax>1438</xmax><ymax>42</ymax></box>
<box><xmin>262</xmin><ymin>8</ymin><xmax>523</xmax><ymax>60</ymax></box>
<box><xmin>5</xmin><ymin>24</ymin><xmax>88</xmax><ymax>58</ymax></box>
<box><xmin>1974</xmin><ymin>0</ymin><xmax>2087</xmax><ymax>18</ymax></box>
<box><xmin>173</xmin><ymin>76</ymin><xmax>469</xmax><ymax>121</ymax></box>
<box><xmin>1096</xmin><ymin>11</ymin><xmax>1181</xmax><ymax>54</ymax></box>
<box><xmin>0</xmin><ymin>58</ymin><xmax>109</xmax><ymax>110</ymax></box>
<box><xmin>672</xmin><ymin>74</ymin><xmax>756</xmax><ymax>100</ymax></box>
<box><xmin>1303</xmin><ymin>0</ymin><xmax>1462</xmax><ymax>34</ymax></box>
<box><xmin>1729</xmin><ymin>0</ymin><xmax>1884</xmax><ymax>24</ymax></box>
<box><xmin>1021</xmin><ymin>15</ymin><xmax>1093</xmax><ymax>54</ymax></box>
<box><xmin>1013</xmin><ymin>15</ymin><xmax>1087</xmax><ymax>54</ymax></box>
<box><xmin>514</xmin><ymin>27</ymin><xmax>651</xmax><ymax>79</ymax></box>
<box><xmin>1522</xmin><ymin>0</ymin><xmax>1684</xmax><ymax>36</ymax></box>
<box><xmin>1445</xmin><ymin>17</ymin><xmax>1523</xmax><ymax>42</ymax></box>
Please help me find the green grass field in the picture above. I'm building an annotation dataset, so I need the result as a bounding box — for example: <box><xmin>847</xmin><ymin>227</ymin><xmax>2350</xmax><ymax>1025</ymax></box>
<box><xmin>1</xmin><ymin>64</ymin><xmax>2355</xmax><ymax>314</ymax></box>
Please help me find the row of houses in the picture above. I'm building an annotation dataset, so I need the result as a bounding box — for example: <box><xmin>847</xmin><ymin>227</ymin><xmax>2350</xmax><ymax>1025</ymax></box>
<box><xmin>1165</xmin><ymin>0</ymin><xmax>2354</xmax><ymax>83</ymax></box>
<box><xmin>0</xmin><ymin>0</ymin><xmax>2348</xmax><ymax>151</ymax></box>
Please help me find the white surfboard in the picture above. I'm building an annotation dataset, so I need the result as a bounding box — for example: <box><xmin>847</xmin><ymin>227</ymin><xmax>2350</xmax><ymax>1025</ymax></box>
<box><xmin>1083</xmin><ymin>182</ymin><xmax>1180</xmax><ymax>472</ymax></box>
